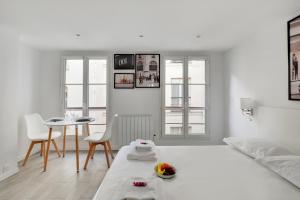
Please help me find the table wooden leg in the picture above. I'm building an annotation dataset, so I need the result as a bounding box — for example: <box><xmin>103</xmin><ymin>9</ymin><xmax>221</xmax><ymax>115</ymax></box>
<box><xmin>62</xmin><ymin>125</ymin><xmax>67</xmax><ymax>158</ymax></box>
<box><xmin>75</xmin><ymin>125</ymin><xmax>79</xmax><ymax>173</ymax></box>
<box><xmin>44</xmin><ymin>127</ymin><xmax>52</xmax><ymax>172</ymax></box>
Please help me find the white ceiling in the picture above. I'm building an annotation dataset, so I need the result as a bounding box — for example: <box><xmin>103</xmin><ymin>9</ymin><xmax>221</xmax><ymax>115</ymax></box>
<box><xmin>0</xmin><ymin>0</ymin><xmax>300</xmax><ymax>51</ymax></box>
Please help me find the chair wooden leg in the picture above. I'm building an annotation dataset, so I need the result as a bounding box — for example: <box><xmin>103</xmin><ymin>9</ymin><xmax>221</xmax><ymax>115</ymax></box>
<box><xmin>42</xmin><ymin>141</ymin><xmax>45</xmax><ymax>157</ymax></box>
<box><xmin>62</xmin><ymin>125</ymin><xmax>66</xmax><ymax>157</ymax></box>
<box><xmin>52</xmin><ymin>139</ymin><xmax>61</xmax><ymax>157</ymax></box>
<box><xmin>89</xmin><ymin>142</ymin><xmax>94</xmax><ymax>159</ymax></box>
<box><xmin>84</xmin><ymin>143</ymin><xmax>94</xmax><ymax>170</ymax></box>
<box><xmin>107</xmin><ymin>141</ymin><xmax>114</xmax><ymax>159</ymax></box>
<box><xmin>91</xmin><ymin>144</ymin><xmax>96</xmax><ymax>159</ymax></box>
<box><xmin>40</xmin><ymin>142</ymin><xmax>43</xmax><ymax>156</ymax></box>
<box><xmin>44</xmin><ymin>128</ymin><xmax>53</xmax><ymax>172</ymax></box>
<box><xmin>103</xmin><ymin>142</ymin><xmax>110</xmax><ymax>168</ymax></box>
<box><xmin>23</xmin><ymin>142</ymin><xmax>35</xmax><ymax>166</ymax></box>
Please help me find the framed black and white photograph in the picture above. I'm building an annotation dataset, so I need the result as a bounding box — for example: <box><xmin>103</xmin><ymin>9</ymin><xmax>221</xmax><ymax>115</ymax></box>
<box><xmin>135</xmin><ymin>54</ymin><xmax>160</xmax><ymax>88</ymax></box>
<box><xmin>114</xmin><ymin>54</ymin><xmax>135</xmax><ymax>69</ymax></box>
<box><xmin>288</xmin><ymin>15</ymin><xmax>300</xmax><ymax>100</ymax></box>
<box><xmin>114</xmin><ymin>73</ymin><xmax>134</xmax><ymax>89</ymax></box>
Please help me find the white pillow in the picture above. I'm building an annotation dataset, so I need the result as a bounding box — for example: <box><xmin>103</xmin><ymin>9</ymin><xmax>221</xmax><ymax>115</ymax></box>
<box><xmin>223</xmin><ymin>137</ymin><xmax>293</xmax><ymax>159</ymax></box>
<box><xmin>257</xmin><ymin>155</ymin><xmax>300</xmax><ymax>188</ymax></box>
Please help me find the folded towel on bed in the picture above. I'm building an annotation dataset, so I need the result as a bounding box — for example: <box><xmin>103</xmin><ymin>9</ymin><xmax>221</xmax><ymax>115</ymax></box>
<box><xmin>134</xmin><ymin>139</ymin><xmax>155</xmax><ymax>152</ymax></box>
<box><xmin>127</xmin><ymin>154</ymin><xmax>157</xmax><ymax>161</ymax></box>
<box><xmin>127</xmin><ymin>141</ymin><xmax>157</xmax><ymax>161</ymax></box>
<box><xmin>117</xmin><ymin>177</ymin><xmax>163</xmax><ymax>200</ymax></box>
<box><xmin>127</xmin><ymin>148</ymin><xmax>157</xmax><ymax>161</ymax></box>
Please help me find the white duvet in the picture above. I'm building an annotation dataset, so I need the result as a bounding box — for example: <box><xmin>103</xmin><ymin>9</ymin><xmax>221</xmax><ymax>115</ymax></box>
<box><xmin>94</xmin><ymin>146</ymin><xmax>300</xmax><ymax>200</ymax></box>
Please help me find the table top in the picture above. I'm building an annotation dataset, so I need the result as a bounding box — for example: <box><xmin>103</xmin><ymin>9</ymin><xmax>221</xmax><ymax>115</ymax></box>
<box><xmin>44</xmin><ymin>117</ymin><xmax>95</xmax><ymax>127</ymax></box>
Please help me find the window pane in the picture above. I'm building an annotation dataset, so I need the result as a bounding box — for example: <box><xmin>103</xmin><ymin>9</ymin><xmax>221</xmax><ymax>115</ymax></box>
<box><xmin>165</xmin><ymin>84</ymin><xmax>183</xmax><ymax>107</ymax></box>
<box><xmin>89</xmin><ymin>59</ymin><xmax>107</xmax><ymax>84</ymax></box>
<box><xmin>165</xmin><ymin>109</ymin><xmax>183</xmax><ymax>135</ymax></box>
<box><xmin>65</xmin><ymin>110</ymin><xmax>83</xmax><ymax>135</ymax></box>
<box><xmin>65</xmin><ymin>110</ymin><xmax>82</xmax><ymax>119</ymax></box>
<box><xmin>188</xmin><ymin>60</ymin><xmax>205</xmax><ymax>84</ymax></box>
<box><xmin>66</xmin><ymin>126</ymin><xmax>83</xmax><ymax>136</ymax></box>
<box><xmin>189</xmin><ymin>85</ymin><xmax>205</xmax><ymax>107</ymax></box>
<box><xmin>165</xmin><ymin>124</ymin><xmax>183</xmax><ymax>135</ymax></box>
<box><xmin>165</xmin><ymin>109</ymin><xmax>183</xmax><ymax>124</ymax></box>
<box><xmin>65</xmin><ymin>85</ymin><xmax>83</xmax><ymax>108</ymax></box>
<box><xmin>89</xmin><ymin>109</ymin><xmax>106</xmax><ymax>124</ymax></box>
<box><xmin>188</xmin><ymin>124</ymin><xmax>205</xmax><ymax>135</ymax></box>
<box><xmin>189</xmin><ymin>110</ymin><xmax>205</xmax><ymax>124</ymax></box>
<box><xmin>89</xmin><ymin>85</ymin><xmax>106</xmax><ymax>107</ymax></box>
<box><xmin>89</xmin><ymin>125</ymin><xmax>106</xmax><ymax>134</ymax></box>
<box><xmin>165</xmin><ymin>59</ymin><xmax>183</xmax><ymax>84</ymax></box>
<box><xmin>65</xmin><ymin>59</ymin><xmax>83</xmax><ymax>84</ymax></box>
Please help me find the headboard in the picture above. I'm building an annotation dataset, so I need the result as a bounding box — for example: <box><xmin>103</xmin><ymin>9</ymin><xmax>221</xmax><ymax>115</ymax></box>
<box><xmin>256</xmin><ymin>106</ymin><xmax>300</xmax><ymax>154</ymax></box>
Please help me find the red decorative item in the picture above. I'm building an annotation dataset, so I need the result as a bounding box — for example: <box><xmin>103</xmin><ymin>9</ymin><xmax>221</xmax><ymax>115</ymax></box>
<box><xmin>133</xmin><ymin>181</ymin><xmax>147</xmax><ymax>187</ymax></box>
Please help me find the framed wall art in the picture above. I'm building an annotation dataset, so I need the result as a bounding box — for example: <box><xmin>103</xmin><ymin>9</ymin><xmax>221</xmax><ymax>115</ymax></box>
<box><xmin>135</xmin><ymin>54</ymin><xmax>160</xmax><ymax>88</ymax></box>
<box><xmin>114</xmin><ymin>73</ymin><xmax>134</xmax><ymax>89</ymax></box>
<box><xmin>114</xmin><ymin>54</ymin><xmax>135</xmax><ymax>70</ymax></box>
<box><xmin>288</xmin><ymin>15</ymin><xmax>300</xmax><ymax>100</ymax></box>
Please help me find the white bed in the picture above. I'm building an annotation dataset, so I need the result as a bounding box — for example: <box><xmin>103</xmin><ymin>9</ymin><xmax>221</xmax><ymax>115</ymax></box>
<box><xmin>93</xmin><ymin>145</ymin><xmax>300</xmax><ymax>200</ymax></box>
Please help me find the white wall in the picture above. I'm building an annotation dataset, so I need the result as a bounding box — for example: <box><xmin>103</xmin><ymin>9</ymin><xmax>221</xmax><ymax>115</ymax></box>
<box><xmin>39</xmin><ymin>50</ymin><xmax>225</xmax><ymax>148</ymax></box>
<box><xmin>0</xmin><ymin>26</ymin><xmax>41</xmax><ymax>181</ymax></box>
<box><xmin>17</xmin><ymin>44</ymin><xmax>41</xmax><ymax>160</ymax></box>
<box><xmin>224</xmin><ymin>12</ymin><xmax>300</xmax><ymax>138</ymax></box>
<box><xmin>39</xmin><ymin>51</ymin><xmax>63</xmax><ymax>118</ymax></box>
<box><xmin>0</xmin><ymin>27</ymin><xmax>20</xmax><ymax>181</ymax></box>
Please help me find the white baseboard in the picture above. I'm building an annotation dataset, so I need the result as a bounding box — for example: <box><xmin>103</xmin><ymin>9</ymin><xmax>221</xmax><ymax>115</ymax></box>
<box><xmin>0</xmin><ymin>167</ymin><xmax>19</xmax><ymax>182</ymax></box>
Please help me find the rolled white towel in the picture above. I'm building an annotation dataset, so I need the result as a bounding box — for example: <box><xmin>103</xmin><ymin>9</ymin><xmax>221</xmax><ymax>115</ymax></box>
<box><xmin>117</xmin><ymin>177</ymin><xmax>162</xmax><ymax>200</ymax></box>
<box><xmin>134</xmin><ymin>139</ymin><xmax>155</xmax><ymax>152</ymax></box>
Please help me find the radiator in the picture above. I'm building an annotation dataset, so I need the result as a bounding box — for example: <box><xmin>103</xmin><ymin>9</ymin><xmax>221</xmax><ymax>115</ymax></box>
<box><xmin>117</xmin><ymin>114</ymin><xmax>154</xmax><ymax>147</ymax></box>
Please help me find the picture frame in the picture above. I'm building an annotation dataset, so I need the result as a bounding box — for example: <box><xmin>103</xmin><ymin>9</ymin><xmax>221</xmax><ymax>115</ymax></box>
<box><xmin>288</xmin><ymin>15</ymin><xmax>300</xmax><ymax>100</ymax></box>
<box><xmin>114</xmin><ymin>54</ymin><xmax>135</xmax><ymax>70</ymax></box>
<box><xmin>135</xmin><ymin>54</ymin><xmax>160</xmax><ymax>88</ymax></box>
<box><xmin>114</xmin><ymin>73</ymin><xmax>135</xmax><ymax>89</ymax></box>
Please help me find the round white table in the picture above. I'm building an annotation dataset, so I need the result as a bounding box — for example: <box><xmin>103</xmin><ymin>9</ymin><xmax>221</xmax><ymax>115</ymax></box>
<box><xmin>44</xmin><ymin>118</ymin><xmax>95</xmax><ymax>172</ymax></box>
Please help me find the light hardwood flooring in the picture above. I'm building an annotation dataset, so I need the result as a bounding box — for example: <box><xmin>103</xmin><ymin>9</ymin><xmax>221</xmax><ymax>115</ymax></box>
<box><xmin>0</xmin><ymin>151</ymin><xmax>112</xmax><ymax>200</ymax></box>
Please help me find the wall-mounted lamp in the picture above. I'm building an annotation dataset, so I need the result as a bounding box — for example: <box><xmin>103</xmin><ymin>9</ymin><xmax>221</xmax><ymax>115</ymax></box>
<box><xmin>240</xmin><ymin>98</ymin><xmax>255</xmax><ymax>120</ymax></box>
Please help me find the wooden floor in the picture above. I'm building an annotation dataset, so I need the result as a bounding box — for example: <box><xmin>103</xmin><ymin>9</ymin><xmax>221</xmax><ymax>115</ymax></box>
<box><xmin>0</xmin><ymin>151</ymin><xmax>111</xmax><ymax>200</ymax></box>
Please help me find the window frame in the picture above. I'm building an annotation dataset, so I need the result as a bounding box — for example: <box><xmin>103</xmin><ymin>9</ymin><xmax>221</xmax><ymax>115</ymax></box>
<box><xmin>61</xmin><ymin>56</ymin><xmax>109</xmax><ymax>136</ymax></box>
<box><xmin>161</xmin><ymin>56</ymin><xmax>210</xmax><ymax>139</ymax></box>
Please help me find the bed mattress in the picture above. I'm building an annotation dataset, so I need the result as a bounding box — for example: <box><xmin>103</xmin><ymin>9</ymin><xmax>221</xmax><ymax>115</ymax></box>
<box><xmin>93</xmin><ymin>145</ymin><xmax>300</xmax><ymax>200</ymax></box>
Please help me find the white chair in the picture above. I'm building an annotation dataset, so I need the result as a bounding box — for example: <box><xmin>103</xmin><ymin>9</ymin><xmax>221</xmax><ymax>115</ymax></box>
<box><xmin>84</xmin><ymin>114</ymin><xmax>117</xmax><ymax>169</ymax></box>
<box><xmin>23</xmin><ymin>113</ymin><xmax>62</xmax><ymax>166</ymax></box>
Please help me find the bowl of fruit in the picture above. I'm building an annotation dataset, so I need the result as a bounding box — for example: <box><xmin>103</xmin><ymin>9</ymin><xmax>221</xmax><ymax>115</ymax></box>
<box><xmin>154</xmin><ymin>162</ymin><xmax>176</xmax><ymax>179</ymax></box>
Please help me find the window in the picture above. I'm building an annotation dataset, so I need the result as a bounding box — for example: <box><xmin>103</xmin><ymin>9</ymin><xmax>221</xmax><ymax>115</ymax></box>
<box><xmin>63</xmin><ymin>57</ymin><xmax>107</xmax><ymax>135</ymax></box>
<box><xmin>163</xmin><ymin>57</ymin><xmax>207</xmax><ymax>137</ymax></box>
